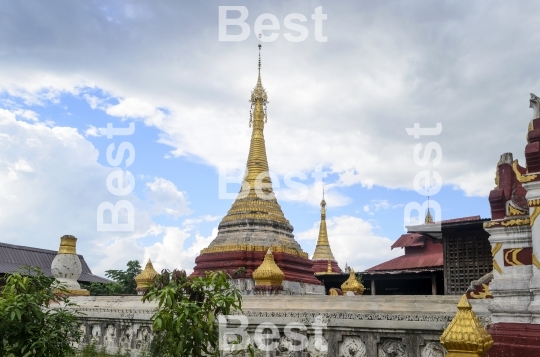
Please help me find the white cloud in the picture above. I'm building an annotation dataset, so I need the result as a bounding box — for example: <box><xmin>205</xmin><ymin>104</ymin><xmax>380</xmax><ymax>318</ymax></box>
<box><xmin>143</xmin><ymin>226</ymin><xmax>217</xmax><ymax>274</ymax></box>
<box><xmin>146</xmin><ymin>177</ymin><xmax>191</xmax><ymax>218</ymax></box>
<box><xmin>84</xmin><ymin>125</ymin><xmax>101</xmax><ymax>137</ymax></box>
<box><xmin>106</xmin><ymin>98</ymin><xmax>166</xmax><ymax>126</ymax></box>
<box><xmin>296</xmin><ymin>215</ymin><xmax>401</xmax><ymax>272</ymax></box>
<box><xmin>13</xmin><ymin>109</ymin><xmax>38</xmax><ymax>122</ymax></box>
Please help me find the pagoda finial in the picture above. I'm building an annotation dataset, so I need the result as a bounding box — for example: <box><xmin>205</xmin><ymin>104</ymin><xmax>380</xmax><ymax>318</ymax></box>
<box><xmin>425</xmin><ymin>191</ymin><xmax>434</xmax><ymax>223</ymax></box>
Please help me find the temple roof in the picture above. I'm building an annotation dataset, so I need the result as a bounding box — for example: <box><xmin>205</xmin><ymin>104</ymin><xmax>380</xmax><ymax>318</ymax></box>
<box><xmin>390</xmin><ymin>233</ymin><xmax>426</xmax><ymax>249</ymax></box>
<box><xmin>365</xmin><ymin>252</ymin><xmax>443</xmax><ymax>273</ymax></box>
<box><xmin>0</xmin><ymin>241</ymin><xmax>110</xmax><ymax>283</ymax></box>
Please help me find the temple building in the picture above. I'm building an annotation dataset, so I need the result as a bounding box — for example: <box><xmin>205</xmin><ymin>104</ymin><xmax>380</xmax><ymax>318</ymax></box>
<box><xmin>311</xmin><ymin>194</ymin><xmax>342</xmax><ymax>275</ymax></box>
<box><xmin>191</xmin><ymin>45</ymin><xmax>324</xmax><ymax>295</ymax></box>
<box><xmin>362</xmin><ymin>212</ymin><xmax>444</xmax><ymax>295</ymax></box>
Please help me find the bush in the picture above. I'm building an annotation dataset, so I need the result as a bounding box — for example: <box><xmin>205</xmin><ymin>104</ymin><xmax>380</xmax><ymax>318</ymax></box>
<box><xmin>0</xmin><ymin>266</ymin><xmax>82</xmax><ymax>357</ymax></box>
<box><xmin>142</xmin><ymin>269</ymin><xmax>247</xmax><ymax>357</ymax></box>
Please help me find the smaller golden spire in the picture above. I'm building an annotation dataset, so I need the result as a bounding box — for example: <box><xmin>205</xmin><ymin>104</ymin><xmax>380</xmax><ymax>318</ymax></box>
<box><xmin>135</xmin><ymin>260</ymin><xmax>158</xmax><ymax>295</ymax></box>
<box><xmin>252</xmin><ymin>248</ymin><xmax>285</xmax><ymax>286</ymax></box>
<box><xmin>312</xmin><ymin>193</ymin><xmax>337</xmax><ymax>261</ymax></box>
<box><xmin>326</xmin><ymin>260</ymin><xmax>333</xmax><ymax>274</ymax></box>
<box><xmin>341</xmin><ymin>269</ymin><xmax>365</xmax><ymax>295</ymax></box>
<box><xmin>440</xmin><ymin>295</ymin><xmax>494</xmax><ymax>356</ymax></box>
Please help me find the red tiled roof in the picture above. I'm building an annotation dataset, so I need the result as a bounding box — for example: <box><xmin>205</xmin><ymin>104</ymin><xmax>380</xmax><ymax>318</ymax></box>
<box><xmin>366</xmin><ymin>252</ymin><xmax>443</xmax><ymax>272</ymax></box>
<box><xmin>391</xmin><ymin>233</ymin><xmax>425</xmax><ymax>249</ymax></box>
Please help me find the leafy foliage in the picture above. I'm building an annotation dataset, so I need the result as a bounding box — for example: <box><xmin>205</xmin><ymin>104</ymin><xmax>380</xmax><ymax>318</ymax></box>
<box><xmin>142</xmin><ymin>269</ymin><xmax>245</xmax><ymax>357</ymax></box>
<box><xmin>0</xmin><ymin>266</ymin><xmax>82</xmax><ymax>357</ymax></box>
<box><xmin>85</xmin><ymin>260</ymin><xmax>142</xmax><ymax>296</ymax></box>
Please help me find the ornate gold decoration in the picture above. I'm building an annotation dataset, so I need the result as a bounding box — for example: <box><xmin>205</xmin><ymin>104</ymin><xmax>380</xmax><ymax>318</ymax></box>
<box><xmin>440</xmin><ymin>295</ymin><xmax>494</xmax><ymax>356</ymax></box>
<box><xmin>341</xmin><ymin>269</ymin><xmax>365</xmax><ymax>295</ymax></box>
<box><xmin>135</xmin><ymin>260</ymin><xmax>158</xmax><ymax>293</ymax></box>
<box><xmin>492</xmin><ymin>243</ymin><xmax>503</xmax><ymax>275</ymax></box>
<box><xmin>329</xmin><ymin>288</ymin><xmax>339</xmax><ymax>296</ymax></box>
<box><xmin>252</xmin><ymin>248</ymin><xmax>285</xmax><ymax>286</ymax></box>
<box><xmin>504</xmin><ymin>248</ymin><xmax>524</xmax><ymax>266</ymax></box>
<box><xmin>425</xmin><ymin>209</ymin><xmax>434</xmax><ymax>223</ymax></box>
<box><xmin>491</xmin><ymin>243</ymin><xmax>502</xmax><ymax>257</ymax></box>
<box><xmin>200</xmin><ymin>244</ymin><xmax>308</xmax><ymax>259</ymax></box>
<box><xmin>532</xmin><ymin>254</ymin><xmax>540</xmax><ymax>270</ymax></box>
<box><xmin>529</xmin><ymin>199</ymin><xmax>540</xmax><ymax>207</ymax></box>
<box><xmin>54</xmin><ymin>288</ymin><xmax>90</xmax><ymax>296</ymax></box>
<box><xmin>500</xmin><ymin>218</ymin><xmax>530</xmax><ymax>226</ymax></box>
<box><xmin>58</xmin><ymin>235</ymin><xmax>77</xmax><ymax>254</ymax></box>
<box><xmin>483</xmin><ymin>221</ymin><xmax>497</xmax><ymax>228</ymax></box>
<box><xmin>219</xmin><ymin>44</ymin><xmax>291</xmax><ymax>227</ymax></box>
<box><xmin>470</xmin><ymin>284</ymin><xmax>492</xmax><ymax>299</ymax></box>
<box><xmin>529</xmin><ymin>120</ymin><xmax>534</xmax><ymax>132</ymax></box>
<box><xmin>312</xmin><ymin>197</ymin><xmax>337</xmax><ymax>261</ymax></box>
<box><xmin>531</xmin><ymin>207</ymin><xmax>540</xmax><ymax>227</ymax></box>
<box><xmin>508</xmin><ymin>205</ymin><xmax>527</xmax><ymax>216</ymax></box>
<box><xmin>513</xmin><ymin>160</ymin><xmax>537</xmax><ymax>183</ymax></box>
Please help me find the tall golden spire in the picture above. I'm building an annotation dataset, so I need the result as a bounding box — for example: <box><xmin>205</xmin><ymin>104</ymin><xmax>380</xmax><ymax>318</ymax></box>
<box><xmin>220</xmin><ymin>44</ymin><xmax>290</xmax><ymax>226</ymax></box>
<box><xmin>312</xmin><ymin>191</ymin><xmax>337</xmax><ymax>261</ymax></box>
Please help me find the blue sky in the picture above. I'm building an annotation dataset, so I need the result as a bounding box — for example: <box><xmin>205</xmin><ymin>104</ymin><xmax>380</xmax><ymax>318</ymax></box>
<box><xmin>0</xmin><ymin>1</ymin><xmax>537</xmax><ymax>275</ymax></box>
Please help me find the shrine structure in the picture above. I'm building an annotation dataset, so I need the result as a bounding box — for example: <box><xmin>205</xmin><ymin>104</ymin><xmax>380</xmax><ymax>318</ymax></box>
<box><xmin>483</xmin><ymin>93</ymin><xmax>540</xmax><ymax>356</ymax></box>
<box><xmin>191</xmin><ymin>45</ymin><xmax>323</xmax><ymax>294</ymax></box>
<box><xmin>311</xmin><ymin>194</ymin><xmax>342</xmax><ymax>275</ymax></box>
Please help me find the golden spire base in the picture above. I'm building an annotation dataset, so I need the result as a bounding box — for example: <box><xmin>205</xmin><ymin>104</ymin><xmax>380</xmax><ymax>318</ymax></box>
<box><xmin>341</xmin><ymin>269</ymin><xmax>365</xmax><ymax>295</ymax></box>
<box><xmin>135</xmin><ymin>260</ymin><xmax>158</xmax><ymax>295</ymax></box>
<box><xmin>252</xmin><ymin>249</ymin><xmax>285</xmax><ymax>286</ymax></box>
<box><xmin>440</xmin><ymin>295</ymin><xmax>494</xmax><ymax>357</ymax></box>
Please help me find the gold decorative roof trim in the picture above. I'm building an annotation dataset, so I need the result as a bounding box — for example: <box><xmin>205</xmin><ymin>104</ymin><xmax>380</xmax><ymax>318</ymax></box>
<box><xmin>252</xmin><ymin>248</ymin><xmax>285</xmax><ymax>286</ymax></box>
<box><xmin>484</xmin><ymin>218</ymin><xmax>530</xmax><ymax>228</ymax></box>
<box><xmin>529</xmin><ymin>199</ymin><xmax>540</xmax><ymax>207</ymax></box>
<box><xmin>58</xmin><ymin>235</ymin><xmax>77</xmax><ymax>255</ymax></box>
<box><xmin>341</xmin><ymin>269</ymin><xmax>365</xmax><ymax>295</ymax></box>
<box><xmin>513</xmin><ymin>160</ymin><xmax>537</xmax><ymax>183</ymax></box>
<box><xmin>531</xmin><ymin>207</ymin><xmax>540</xmax><ymax>227</ymax></box>
<box><xmin>440</xmin><ymin>295</ymin><xmax>493</xmax><ymax>356</ymax></box>
<box><xmin>312</xmin><ymin>197</ymin><xmax>337</xmax><ymax>261</ymax></box>
<box><xmin>201</xmin><ymin>244</ymin><xmax>308</xmax><ymax>259</ymax></box>
<box><xmin>135</xmin><ymin>260</ymin><xmax>158</xmax><ymax>290</ymax></box>
<box><xmin>508</xmin><ymin>205</ymin><xmax>527</xmax><ymax>216</ymax></box>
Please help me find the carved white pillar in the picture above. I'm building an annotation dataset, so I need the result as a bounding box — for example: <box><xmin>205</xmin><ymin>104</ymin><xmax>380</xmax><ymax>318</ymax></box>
<box><xmin>485</xmin><ymin>224</ymin><xmax>532</xmax><ymax>323</ymax></box>
<box><xmin>523</xmin><ymin>180</ymin><xmax>540</xmax><ymax>323</ymax></box>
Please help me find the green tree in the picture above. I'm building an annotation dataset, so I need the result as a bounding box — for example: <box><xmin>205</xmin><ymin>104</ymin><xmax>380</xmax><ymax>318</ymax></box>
<box><xmin>86</xmin><ymin>260</ymin><xmax>142</xmax><ymax>296</ymax></box>
<box><xmin>142</xmin><ymin>269</ymin><xmax>248</xmax><ymax>357</ymax></box>
<box><xmin>0</xmin><ymin>266</ymin><xmax>82</xmax><ymax>357</ymax></box>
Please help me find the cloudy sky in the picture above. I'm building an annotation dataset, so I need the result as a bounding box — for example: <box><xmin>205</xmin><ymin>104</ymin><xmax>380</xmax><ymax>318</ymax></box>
<box><xmin>1</xmin><ymin>1</ymin><xmax>538</xmax><ymax>276</ymax></box>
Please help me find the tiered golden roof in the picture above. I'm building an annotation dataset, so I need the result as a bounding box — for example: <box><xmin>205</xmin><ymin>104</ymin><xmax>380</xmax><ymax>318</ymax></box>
<box><xmin>220</xmin><ymin>44</ymin><xmax>290</xmax><ymax>226</ymax></box>
<box><xmin>135</xmin><ymin>260</ymin><xmax>158</xmax><ymax>291</ymax></box>
<box><xmin>440</xmin><ymin>295</ymin><xmax>494</xmax><ymax>356</ymax></box>
<box><xmin>312</xmin><ymin>197</ymin><xmax>337</xmax><ymax>261</ymax></box>
<box><xmin>252</xmin><ymin>249</ymin><xmax>285</xmax><ymax>286</ymax></box>
<box><xmin>201</xmin><ymin>244</ymin><xmax>308</xmax><ymax>259</ymax></box>
<box><xmin>341</xmin><ymin>269</ymin><xmax>365</xmax><ymax>295</ymax></box>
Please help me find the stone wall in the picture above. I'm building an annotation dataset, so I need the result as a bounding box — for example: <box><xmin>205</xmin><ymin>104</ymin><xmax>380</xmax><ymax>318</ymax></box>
<box><xmin>68</xmin><ymin>295</ymin><xmax>490</xmax><ymax>357</ymax></box>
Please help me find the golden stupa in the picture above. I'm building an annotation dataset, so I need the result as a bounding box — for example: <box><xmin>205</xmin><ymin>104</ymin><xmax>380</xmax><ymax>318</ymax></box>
<box><xmin>341</xmin><ymin>268</ymin><xmax>365</xmax><ymax>295</ymax></box>
<box><xmin>135</xmin><ymin>260</ymin><xmax>158</xmax><ymax>295</ymax></box>
<box><xmin>440</xmin><ymin>295</ymin><xmax>493</xmax><ymax>356</ymax></box>
<box><xmin>252</xmin><ymin>249</ymin><xmax>285</xmax><ymax>286</ymax></box>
